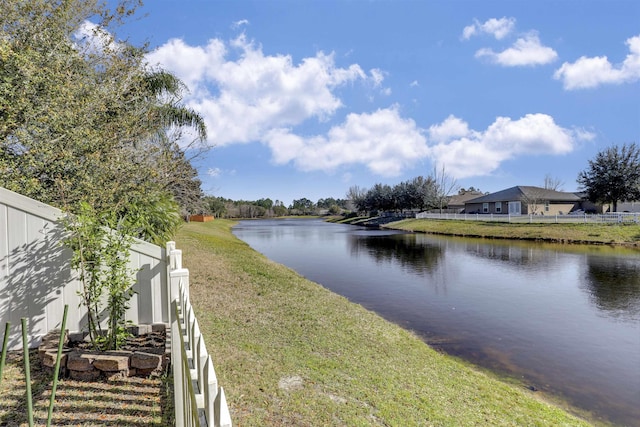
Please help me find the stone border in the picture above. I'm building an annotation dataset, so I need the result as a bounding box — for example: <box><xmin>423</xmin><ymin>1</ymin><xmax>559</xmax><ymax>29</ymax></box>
<box><xmin>38</xmin><ymin>324</ymin><xmax>170</xmax><ymax>381</ymax></box>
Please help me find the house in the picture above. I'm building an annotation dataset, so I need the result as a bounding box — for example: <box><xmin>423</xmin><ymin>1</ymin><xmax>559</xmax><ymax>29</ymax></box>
<box><xmin>464</xmin><ymin>186</ymin><xmax>581</xmax><ymax>215</ymax></box>
<box><xmin>574</xmin><ymin>192</ymin><xmax>640</xmax><ymax>213</ymax></box>
<box><xmin>447</xmin><ymin>190</ymin><xmax>485</xmax><ymax>213</ymax></box>
<box><xmin>616</xmin><ymin>201</ymin><xmax>640</xmax><ymax>213</ymax></box>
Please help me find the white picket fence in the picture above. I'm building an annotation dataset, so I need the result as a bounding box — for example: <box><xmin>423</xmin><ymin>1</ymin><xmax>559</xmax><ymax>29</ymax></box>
<box><xmin>415</xmin><ymin>212</ymin><xmax>640</xmax><ymax>224</ymax></box>
<box><xmin>167</xmin><ymin>242</ymin><xmax>232</xmax><ymax>427</ymax></box>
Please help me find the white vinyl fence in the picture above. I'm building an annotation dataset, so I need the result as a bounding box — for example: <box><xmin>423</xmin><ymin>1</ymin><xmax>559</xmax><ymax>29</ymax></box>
<box><xmin>415</xmin><ymin>212</ymin><xmax>640</xmax><ymax>224</ymax></box>
<box><xmin>167</xmin><ymin>242</ymin><xmax>232</xmax><ymax>427</ymax></box>
<box><xmin>0</xmin><ymin>186</ymin><xmax>167</xmax><ymax>350</ymax></box>
<box><xmin>1</xmin><ymin>186</ymin><xmax>232</xmax><ymax>426</ymax></box>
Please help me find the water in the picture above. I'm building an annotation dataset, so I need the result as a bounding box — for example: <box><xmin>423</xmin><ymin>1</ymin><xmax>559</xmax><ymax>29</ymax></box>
<box><xmin>233</xmin><ymin>218</ymin><xmax>640</xmax><ymax>426</ymax></box>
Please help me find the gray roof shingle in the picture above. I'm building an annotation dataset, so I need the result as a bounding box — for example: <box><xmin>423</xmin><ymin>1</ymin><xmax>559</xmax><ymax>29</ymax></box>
<box><xmin>466</xmin><ymin>186</ymin><xmax>581</xmax><ymax>204</ymax></box>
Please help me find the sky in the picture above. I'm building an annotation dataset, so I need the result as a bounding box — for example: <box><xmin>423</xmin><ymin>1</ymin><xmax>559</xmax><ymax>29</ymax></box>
<box><xmin>110</xmin><ymin>0</ymin><xmax>639</xmax><ymax>206</ymax></box>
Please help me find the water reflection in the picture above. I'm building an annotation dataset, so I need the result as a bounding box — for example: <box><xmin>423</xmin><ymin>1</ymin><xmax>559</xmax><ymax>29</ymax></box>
<box><xmin>584</xmin><ymin>255</ymin><xmax>640</xmax><ymax>321</ymax></box>
<box><xmin>463</xmin><ymin>241</ymin><xmax>557</xmax><ymax>269</ymax></box>
<box><xmin>348</xmin><ymin>234</ymin><xmax>444</xmax><ymax>275</ymax></box>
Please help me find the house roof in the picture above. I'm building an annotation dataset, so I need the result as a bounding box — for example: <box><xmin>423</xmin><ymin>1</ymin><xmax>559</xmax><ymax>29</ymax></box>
<box><xmin>448</xmin><ymin>191</ymin><xmax>485</xmax><ymax>207</ymax></box>
<box><xmin>465</xmin><ymin>186</ymin><xmax>581</xmax><ymax>204</ymax></box>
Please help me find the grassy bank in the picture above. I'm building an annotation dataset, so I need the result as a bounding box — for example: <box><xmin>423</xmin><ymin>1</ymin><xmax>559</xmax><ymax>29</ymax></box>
<box><xmin>382</xmin><ymin>218</ymin><xmax>640</xmax><ymax>246</ymax></box>
<box><xmin>176</xmin><ymin>220</ymin><xmax>594</xmax><ymax>426</ymax></box>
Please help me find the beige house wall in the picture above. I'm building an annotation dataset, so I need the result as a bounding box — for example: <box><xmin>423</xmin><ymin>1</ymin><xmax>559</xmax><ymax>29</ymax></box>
<box><xmin>466</xmin><ymin>201</ymin><xmax>578</xmax><ymax>215</ymax></box>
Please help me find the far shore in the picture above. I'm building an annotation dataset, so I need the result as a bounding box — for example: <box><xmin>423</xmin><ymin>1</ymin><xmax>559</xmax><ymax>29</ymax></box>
<box><xmin>331</xmin><ymin>215</ymin><xmax>640</xmax><ymax>248</ymax></box>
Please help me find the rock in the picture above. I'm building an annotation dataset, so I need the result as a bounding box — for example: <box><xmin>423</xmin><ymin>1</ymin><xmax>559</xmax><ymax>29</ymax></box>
<box><xmin>41</xmin><ymin>349</ymin><xmax>69</xmax><ymax>368</ymax></box>
<box><xmin>127</xmin><ymin>324</ymin><xmax>152</xmax><ymax>336</ymax></box>
<box><xmin>67</xmin><ymin>352</ymin><xmax>96</xmax><ymax>371</ymax></box>
<box><xmin>93</xmin><ymin>354</ymin><xmax>130</xmax><ymax>372</ymax></box>
<box><xmin>131</xmin><ymin>352</ymin><xmax>162</xmax><ymax>370</ymax></box>
<box><xmin>68</xmin><ymin>331</ymin><xmax>88</xmax><ymax>343</ymax></box>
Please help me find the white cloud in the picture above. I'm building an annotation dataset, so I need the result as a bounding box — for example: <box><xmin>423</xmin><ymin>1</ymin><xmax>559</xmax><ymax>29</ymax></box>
<box><xmin>207</xmin><ymin>167</ymin><xmax>222</xmax><ymax>177</ymax></box>
<box><xmin>554</xmin><ymin>34</ymin><xmax>640</xmax><ymax>89</ymax></box>
<box><xmin>462</xmin><ymin>17</ymin><xmax>516</xmax><ymax>40</ymax></box>
<box><xmin>147</xmin><ymin>35</ymin><xmax>371</xmax><ymax>147</ymax></box>
<box><xmin>232</xmin><ymin>19</ymin><xmax>249</xmax><ymax>29</ymax></box>
<box><xmin>475</xmin><ymin>32</ymin><xmax>558</xmax><ymax>66</ymax></box>
<box><xmin>147</xmin><ymin>33</ymin><xmax>587</xmax><ymax>183</ymax></box>
<box><xmin>410</xmin><ymin>80</ymin><xmax>419</xmax><ymax>87</ymax></box>
<box><xmin>264</xmin><ymin>107</ymin><xmax>428</xmax><ymax>176</ymax></box>
<box><xmin>370</xmin><ymin>68</ymin><xmax>385</xmax><ymax>87</ymax></box>
<box><xmin>428</xmin><ymin>115</ymin><xmax>476</xmax><ymax>143</ymax></box>
<box><xmin>428</xmin><ymin>113</ymin><xmax>591</xmax><ymax>179</ymax></box>
<box><xmin>73</xmin><ymin>20</ymin><xmax>120</xmax><ymax>55</ymax></box>
<box><xmin>146</xmin><ymin>37</ymin><xmax>227</xmax><ymax>90</ymax></box>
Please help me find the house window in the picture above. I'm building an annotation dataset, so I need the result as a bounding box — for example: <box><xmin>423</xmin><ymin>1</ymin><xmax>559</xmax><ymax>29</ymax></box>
<box><xmin>495</xmin><ymin>202</ymin><xmax>502</xmax><ymax>213</ymax></box>
<box><xmin>544</xmin><ymin>201</ymin><xmax>550</xmax><ymax>212</ymax></box>
<box><xmin>483</xmin><ymin>203</ymin><xmax>489</xmax><ymax>213</ymax></box>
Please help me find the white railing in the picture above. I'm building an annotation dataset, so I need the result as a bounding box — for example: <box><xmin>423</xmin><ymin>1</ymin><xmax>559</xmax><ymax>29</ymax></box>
<box><xmin>168</xmin><ymin>242</ymin><xmax>232</xmax><ymax>427</ymax></box>
<box><xmin>415</xmin><ymin>212</ymin><xmax>640</xmax><ymax>224</ymax></box>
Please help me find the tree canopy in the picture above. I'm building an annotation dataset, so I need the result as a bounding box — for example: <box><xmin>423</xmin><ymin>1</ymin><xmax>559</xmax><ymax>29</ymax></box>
<box><xmin>0</xmin><ymin>0</ymin><xmax>207</xmax><ymax>243</ymax></box>
<box><xmin>577</xmin><ymin>143</ymin><xmax>640</xmax><ymax>212</ymax></box>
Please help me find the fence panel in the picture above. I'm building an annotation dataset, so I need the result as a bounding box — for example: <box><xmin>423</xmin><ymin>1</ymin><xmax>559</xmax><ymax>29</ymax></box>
<box><xmin>0</xmin><ymin>186</ymin><xmax>168</xmax><ymax>350</ymax></box>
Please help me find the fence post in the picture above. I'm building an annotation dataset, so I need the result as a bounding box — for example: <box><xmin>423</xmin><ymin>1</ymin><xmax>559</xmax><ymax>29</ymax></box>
<box><xmin>166</xmin><ymin>241</ymin><xmax>232</xmax><ymax>427</ymax></box>
<box><xmin>172</xmin><ymin>299</ymin><xmax>184</xmax><ymax>427</ymax></box>
<box><xmin>204</xmin><ymin>355</ymin><xmax>218</xmax><ymax>425</ymax></box>
<box><xmin>168</xmin><ymin>241</ymin><xmax>190</xmax><ymax>427</ymax></box>
<box><xmin>215</xmin><ymin>387</ymin><xmax>232</xmax><ymax>427</ymax></box>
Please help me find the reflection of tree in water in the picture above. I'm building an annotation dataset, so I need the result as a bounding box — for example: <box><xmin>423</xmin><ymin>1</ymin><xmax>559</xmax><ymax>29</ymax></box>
<box><xmin>463</xmin><ymin>241</ymin><xmax>554</xmax><ymax>270</ymax></box>
<box><xmin>348</xmin><ymin>234</ymin><xmax>443</xmax><ymax>275</ymax></box>
<box><xmin>583</xmin><ymin>255</ymin><xmax>640</xmax><ymax>320</ymax></box>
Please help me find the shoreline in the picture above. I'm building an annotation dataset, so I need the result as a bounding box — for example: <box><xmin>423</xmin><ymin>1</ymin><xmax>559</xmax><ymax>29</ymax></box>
<box><xmin>333</xmin><ymin>216</ymin><xmax>640</xmax><ymax>248</ymax></box>
<box><xmin>176</xmin><ymin>220</ymin><xmax>600</xmax><ymax>426</ymax></box>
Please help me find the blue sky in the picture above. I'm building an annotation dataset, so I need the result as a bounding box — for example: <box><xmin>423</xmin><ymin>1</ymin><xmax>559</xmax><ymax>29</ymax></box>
<box><xmin>112</xmin><ymin>0</ymin><xmax>639</xmax><ymax>206</ymax></box>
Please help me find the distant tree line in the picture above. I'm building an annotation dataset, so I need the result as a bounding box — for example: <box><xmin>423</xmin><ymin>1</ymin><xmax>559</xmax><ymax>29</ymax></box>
<box><xmin>348</xmin><ymin>169</ymin><xmax>458</xmax><ymax>215</ymax></box>
<box><xmin>201</xmin><ymin>196</ymin><xmax>350</xmax><ymax>218</ymax></box>
<box><xmin>201</xmin><ymin>170</ymin><xmax>460</xmax><ymax>219</ymax></box>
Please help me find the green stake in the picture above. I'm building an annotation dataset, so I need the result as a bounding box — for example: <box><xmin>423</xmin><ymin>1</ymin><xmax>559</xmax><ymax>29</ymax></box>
<box><xmin>21</xmin><ymin>318</ymin><xmax>34</xmax><ymax>427</ymax></box>
<box><xmin>47</xmin><ymin>305</ymin><xmax>68</xmax><ymax>427</ymax></box>
<box><xmin>0</xmin><ymin>322</ymin><xmax>10</xmax><ymax>384</ymax></box>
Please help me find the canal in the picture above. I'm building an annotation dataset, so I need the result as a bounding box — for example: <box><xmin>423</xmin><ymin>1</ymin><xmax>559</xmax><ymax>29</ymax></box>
<box><xmin>233</xmin><ymin>218</ymin><xmax>640</xmax><ymax>426</ymax></box>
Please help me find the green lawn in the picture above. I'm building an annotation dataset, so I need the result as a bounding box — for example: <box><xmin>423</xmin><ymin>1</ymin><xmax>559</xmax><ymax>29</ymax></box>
<box><xmin>385</xmin><ymin>218</ymin><xmax>640</xmax><ymax>246</ymax></box>
<box><xmin>176</xmin><ymin>220</ymin><xmax>599</xmax><ymax>426</ymax></box>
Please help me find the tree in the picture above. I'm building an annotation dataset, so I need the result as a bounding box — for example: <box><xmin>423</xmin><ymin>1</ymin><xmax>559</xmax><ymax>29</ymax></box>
<box><xmin>347</xmin><ymin>185</ymin><xmax>367</xmax><ymax>212</ymax></box>
<box><xmin>431</xmin><ymin>165</ymin><xmax>459</xmax><ymax>213</ymax></box>
<box><xmin>203</xmin><ymin>196</ymin><xmax>228</xmax><ymax>217</ymax></box>
<box><xmin>543</xmin><ymin>174</ymin><xmax>564</xmax><ymax>191</ymax></box>
<box><xmin>577</xmin><ymin>143</ymin><xmax>640</xmax><ymax>212</ymax></box>
<box><xmin>0</xmin><ymin>0</ymin><xmax>206</xmax><ymax>241</ymax></box>
<box><xmin>0</xmin><ymin>0</ymin><xmax>206</xmax><ymax>348</ymax></box>
<box><xmin>291</xmin><ymin>198</ymin><xmax>314</xmax><ymax>214</ymax></box>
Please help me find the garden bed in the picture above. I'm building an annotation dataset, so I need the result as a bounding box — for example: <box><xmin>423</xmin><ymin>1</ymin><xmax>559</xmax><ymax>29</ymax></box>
<box><xmin>38</xmin><ymin>324</ymin><xmax>170</xmax><ymax>381</ymax></box>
